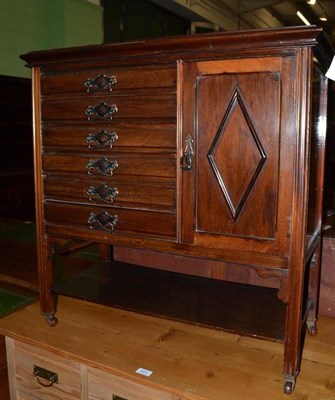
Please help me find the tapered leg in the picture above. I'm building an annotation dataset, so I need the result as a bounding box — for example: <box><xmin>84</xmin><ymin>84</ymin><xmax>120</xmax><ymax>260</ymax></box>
<box><xmin>306</xmin><ymin>242</ymin><xmax>322</xmax><ymax>336</ymax></box>
<box><xmin>38</xmin><ymin>236</ymin><xmax>59</xmax><ymax>326</ymax></box>
<box><xmin>282</xmin><ymin>256</ymin><xmax>305</xmax><ymax>394</ymax></box>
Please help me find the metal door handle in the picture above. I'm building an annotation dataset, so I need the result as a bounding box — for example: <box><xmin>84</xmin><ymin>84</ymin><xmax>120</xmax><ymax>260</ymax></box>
<box><xmin>180</xmin><ymin>135</ymin><xmax>194</xmax><ymax>171</ymax></box>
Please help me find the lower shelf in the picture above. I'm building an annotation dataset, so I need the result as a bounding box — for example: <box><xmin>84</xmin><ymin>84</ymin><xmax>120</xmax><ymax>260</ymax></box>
<box><xmin>53</xmin><ymin>260</ymin><xmax>286</xmax><ymax>342</ymax></box>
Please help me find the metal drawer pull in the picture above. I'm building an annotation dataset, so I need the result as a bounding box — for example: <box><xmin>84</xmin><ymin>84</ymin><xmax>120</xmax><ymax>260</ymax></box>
<box><xmin>85</xmin><ymin>102</ymin><xmax>118</xmax><ymax>121</ymax></box>
<box><xmin>87</xmin><ymin>184</ymin><xmax>119</xmax><ymax>203</ymax></box>
<box><xmin>180</xmin><ymin>134</ymin><xmax>194</xmax><ymax>171</ymax></box>
<box><xmin>88</xmin><ymin>211</ymin><xmax>118</xmax><ymax>232</ymax></box>
<box><xmin>86</xmin><ymin>130</ymin><xmax>118</xmax><ymax>149</ymax></box>
<box><xmin>33</xmin><ymin>365</ymin><xmax>58</xmax><ymax>387</ymax></box>
<box><xmin>86</xmin><ymin>157</ymin><xmax>118</xmax><ymax>176</ymax></box>
<box><xmin>85</xmin><ymin>74</ymin><xmax>117</xmax><ymax>93</ymax></box>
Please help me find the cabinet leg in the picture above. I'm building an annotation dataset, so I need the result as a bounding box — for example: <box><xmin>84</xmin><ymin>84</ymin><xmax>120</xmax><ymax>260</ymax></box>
<box><xmin>306</xmin><ymin>243</ymin><xmax>321</xmax><ymax>337</ymax></box>
<box><xmin>283</xmin><ymin>375</ymin><xmax>296</xmax><ymax>395</ymax></box>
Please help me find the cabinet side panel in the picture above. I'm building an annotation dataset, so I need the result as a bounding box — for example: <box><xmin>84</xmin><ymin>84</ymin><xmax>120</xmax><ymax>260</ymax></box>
<box><xmin>306</xmin><ymin>67</ymin><xmax>328</xmax><ymax>245</ymax></box>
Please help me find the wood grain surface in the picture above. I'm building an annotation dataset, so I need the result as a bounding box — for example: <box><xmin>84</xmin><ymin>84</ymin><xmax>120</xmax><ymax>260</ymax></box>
<box><xmin>0</xmin><ymin>297</ymin><xmax>334</xmax><ymax>400</ymax></box>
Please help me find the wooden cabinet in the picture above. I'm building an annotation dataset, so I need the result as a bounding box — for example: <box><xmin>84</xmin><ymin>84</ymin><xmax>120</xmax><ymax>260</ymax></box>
<box><xmin>21</xmin><ymin>26</ymin><xmax>334</xmax><ymax>394</ymax></box>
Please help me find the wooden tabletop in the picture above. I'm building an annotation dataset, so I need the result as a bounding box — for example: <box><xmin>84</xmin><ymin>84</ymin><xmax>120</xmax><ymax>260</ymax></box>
<box><xmin>0</xmin><ymin>296</ymin><xmax>334</xmax><ymax>400</ymax></box>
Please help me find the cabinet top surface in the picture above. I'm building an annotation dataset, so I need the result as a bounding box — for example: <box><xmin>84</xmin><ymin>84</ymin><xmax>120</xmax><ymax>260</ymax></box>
<box><xmin>21</xmin><ymin>25</ymin><xmax>333</xmax><ymax>68</ymax></box>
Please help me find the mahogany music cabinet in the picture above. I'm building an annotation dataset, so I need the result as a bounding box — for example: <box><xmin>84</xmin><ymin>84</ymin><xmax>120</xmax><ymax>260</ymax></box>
<box><xmin>21</xmin><ymin>26</ymin><xmax>334</xmax><ymax>394</ymax></box>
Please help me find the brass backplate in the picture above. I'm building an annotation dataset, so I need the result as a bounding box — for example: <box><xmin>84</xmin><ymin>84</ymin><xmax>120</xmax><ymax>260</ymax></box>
<box><xmin>33</xmin><ymin>365</ymin><xmax>58</xmax><ymax>384</ymax></box>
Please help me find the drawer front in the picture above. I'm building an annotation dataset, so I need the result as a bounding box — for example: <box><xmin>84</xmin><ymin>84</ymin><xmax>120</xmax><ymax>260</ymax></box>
<box><xmin>44</xmin><ymin>176</ymin><xmax>175</xmax><ymax>210</ymax></box>
<box><xmin>87</xmin><ymin>367</ymin><xmax>172</xmax><ymax>400</ymax></box>
<box><xmin>42</xmin><ymin>123</ymin><xmax>176</xmax><ymax>150</ymax></box>
<box><xmin>42</xmin><ymin>153</ymin><xmax>176</xmax><ymax>178</ymax></box>
<box><xmin>42</xmin><ymin>94</ymin><xmax>176</xmax><ymax>122</ymax></box>
<box><xmin>41</xmin><ymin>65</ymin><xmax>176</xmax><ymax>96</ymax></box>
<box><xmin>11</xmin><ymin>340</ymin><xmax>81</xmax><ymax>400</ymax></box>
<box><xmin>44</xmin><ymin>203</ymin><xmax>176</xmax><ymax>239</ymax></box>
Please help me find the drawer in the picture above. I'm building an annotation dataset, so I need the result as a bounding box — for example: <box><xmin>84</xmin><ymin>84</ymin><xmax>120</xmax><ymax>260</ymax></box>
<box><xmin>44</xmin><ymin>203</ymin><xmax>176</xmax><ymax>240</ymax></box>
<box><xmin>44</xmin><ymin>176</ymin><xmax>176</xmax><ymax>210</ymax></box>
<box><xmin>10</xmin><ymin>339</ymin><xmax>81</xmax><ymax>400</ymax></box>
<box><xmin>87</xmin><ymin>366</ymin><xmax>173</xmax><ymax>400</ymax></box>
<box><xmin>41</xmin><ymin>94</ymin><xmax>176</xmax><ymax>122</ymax></box>
<box><xmin>42</xmin><ymin>123</ymin><xmax>176</xmax><ymax>150</ymax></box>
<box><xmin>41</xmin><ymin>65</ymin><xmax>176</xmax><ymax>96</ymax></box>
<box><xmin>42</xmin><ymin>153</ymin><xmax>176</xmax><ymax>178</ymax></box>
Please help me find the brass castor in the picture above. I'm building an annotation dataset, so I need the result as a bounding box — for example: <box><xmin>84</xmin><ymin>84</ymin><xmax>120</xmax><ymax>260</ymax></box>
<box><xmin>307</xmin><ymin>321</ymin><xmax>318</xmax><ymax>336</ymax></box>
<box><xmin>45</xmin><ymin>314</ymin><xmax>58</xmax><ymax>327</ymax></box>
<box><xmin>283</xmin><ymin>376</ymin><xmax>296</xmax><ymax>395</ymax></box>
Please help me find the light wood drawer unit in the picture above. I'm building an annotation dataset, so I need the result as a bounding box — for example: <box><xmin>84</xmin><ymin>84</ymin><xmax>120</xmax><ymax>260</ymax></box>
<box><xmin>6</xmin><ymin>338</ymin><xmax>81</xmax><ymax>400</ymax></box>
<box><xmin>5</xmin><ymin>336</ymin><xmax>183</xmax><ymax>400</ymax></box>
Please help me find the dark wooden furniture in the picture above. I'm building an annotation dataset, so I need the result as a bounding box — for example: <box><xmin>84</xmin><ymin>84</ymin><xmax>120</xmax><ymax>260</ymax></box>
<box><xmin>0</xmin><ymin>76</ymin><xmax>34</xmax><ymax>220</ymax></box>
<box><xmin>21</xmin><ymin>26</ymin><xmax>334</xmax><ymax>394</ymax></box>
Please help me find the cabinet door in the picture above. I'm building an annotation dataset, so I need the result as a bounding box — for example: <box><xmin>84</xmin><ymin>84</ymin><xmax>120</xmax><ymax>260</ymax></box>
<box><xmin>180</xmin><ymin>58</ymin><xmax>294</xmax><ymax>256</ymax></box>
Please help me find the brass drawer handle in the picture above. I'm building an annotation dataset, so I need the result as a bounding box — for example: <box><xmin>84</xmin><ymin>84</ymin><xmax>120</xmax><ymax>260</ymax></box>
<box><xmin>33</xmin><ymin>365</ymin><xmax>58</xmax><ymax>388</ymax></box>
<box><xmin>86</xmin><ymin>130</ymin><xmax>118</xmax><ymax>149</ymax></box>
<box><xmin>86</xmin><ymin>157</ymin><xmax>118</xmax><ymax>176</ymax></box>
<box><xmin>87</xmin><ymin>184</ymin><xmax>119</xmax><ymax>203</ymax></box>
<box><xmin>88</xmin><ymin>211</ymin><xmax>118</xmax><ymax>232</ymax></box>
<box><xmin>85</xmin><ymin>74</ymin><xmax>117</xmax><ymax>93</ymax></box>
<box><xmin>85</xmin><ymin>102</ymin><xmax>118</xmax><ymax>121</ymax></box>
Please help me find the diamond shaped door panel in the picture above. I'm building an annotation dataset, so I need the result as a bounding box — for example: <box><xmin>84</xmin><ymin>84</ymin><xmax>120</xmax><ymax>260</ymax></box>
<box><xmin>196</xmin><ymin>71</ymin><xmax>280</xmax><ymax>239</ymax></box>
<box><xmin>207</xmin><ymin>87</ymin><xmax>267</xmax><ymax>221</ymax></box>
